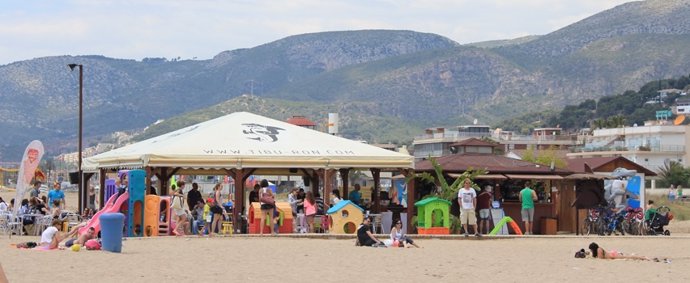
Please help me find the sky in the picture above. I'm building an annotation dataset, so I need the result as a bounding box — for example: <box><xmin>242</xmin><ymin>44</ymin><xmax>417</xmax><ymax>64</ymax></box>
<box><xmin>0</xmin><ymin>0</ymin><xmax>633</xmax><ymax>65</ymax></box>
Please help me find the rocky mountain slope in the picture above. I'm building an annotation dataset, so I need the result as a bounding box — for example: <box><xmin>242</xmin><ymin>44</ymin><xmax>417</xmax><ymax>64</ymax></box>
<box><xmin>2</xmin><ymin>0</ymin><xmax>690</xmax><ymax>160</ymax></box>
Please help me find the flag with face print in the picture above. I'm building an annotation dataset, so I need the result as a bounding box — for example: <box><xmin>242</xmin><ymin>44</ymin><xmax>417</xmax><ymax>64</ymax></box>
<box><xmin>13</xmin><ymin>140</ymin><xmax>44</xmax><ymax>213</ymax></box>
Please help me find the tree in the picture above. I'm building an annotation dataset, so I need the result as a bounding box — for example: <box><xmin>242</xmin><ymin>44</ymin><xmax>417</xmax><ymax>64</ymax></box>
<box><xmin>657</xmin><ymin>160</ymin><xmax>690</xmax><ymax>188</ymax></box>
<box><xmin>411</xmin><ymin>156</ymin><xmax>486</xmax><ymax>202</ymax></box>
<box><xmin>609</xmin><ymin>115</ymin><xmax>626</xmax><ymax>128</ymax></box>
<box><xmin>591</xmin><ymin>118</ymin><xmax>607</xmax><ymax>129</ymax></box>
<box><xmin>534</xmin><ymin>145</ymin><xmax>567</xmax><ymax>169</ymax></box>
<box><xmin>522</xmin><ymin>146</ymin><xmax>536</xmax><ymax>163</ymax></box>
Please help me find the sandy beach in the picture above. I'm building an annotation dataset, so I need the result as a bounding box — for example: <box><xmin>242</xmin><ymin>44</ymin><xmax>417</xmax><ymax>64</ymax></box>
<box><xmin>3</xmin><ymin>190</ymin><xmax>690</xmax><ymax>283</ymax></box>
<box><xmin>1</xmin><ymin>234</ymin><xmax>690</xmax><ymax>283</ymax></box>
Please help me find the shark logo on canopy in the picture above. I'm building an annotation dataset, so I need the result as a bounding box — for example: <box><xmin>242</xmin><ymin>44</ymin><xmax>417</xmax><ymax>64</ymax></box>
<box><xmin>242</xmin><ymin>123</ymin><xmax>285</xmax><ymax>142</ymax></box>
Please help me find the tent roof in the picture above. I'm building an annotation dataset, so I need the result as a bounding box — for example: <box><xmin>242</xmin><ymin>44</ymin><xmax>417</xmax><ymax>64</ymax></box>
<box><xmin>84</xmin><ymin>112</ymin><xmax>413</xmax><ymax>171</ymax></box>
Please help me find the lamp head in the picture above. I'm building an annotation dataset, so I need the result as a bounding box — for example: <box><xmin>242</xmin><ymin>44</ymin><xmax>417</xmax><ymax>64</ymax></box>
<box><xmin>68</xmin><ymin>64</ymin><xmax>79</xmax><ymax>70</ymax></box>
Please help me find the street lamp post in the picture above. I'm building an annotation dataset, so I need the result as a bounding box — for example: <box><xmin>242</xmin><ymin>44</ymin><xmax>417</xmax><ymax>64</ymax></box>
<box><xmin>68</xmin><ymin>63</ymin><xmax>84</xmax><ymax>212</ymax></box>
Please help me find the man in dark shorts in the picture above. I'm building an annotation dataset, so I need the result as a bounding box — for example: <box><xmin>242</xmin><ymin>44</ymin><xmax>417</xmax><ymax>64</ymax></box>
<box><xmin>476</xmin><ymin>186</ymin><xmax>493</xmax><ymax>235</ymax></box>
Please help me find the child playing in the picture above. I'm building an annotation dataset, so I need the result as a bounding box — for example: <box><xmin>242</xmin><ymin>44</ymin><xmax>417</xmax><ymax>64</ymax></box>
<box><xmin>203</xmin><ymin>198</ymin><xmax>212</xmax><ymax>235</ymax></box>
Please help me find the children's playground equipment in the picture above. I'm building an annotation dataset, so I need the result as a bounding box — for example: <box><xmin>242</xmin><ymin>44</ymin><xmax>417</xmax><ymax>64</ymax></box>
<box><xmin>248</xmin><ymin>202</ymin><xmax>293</xmax><ymax>234</ymax></box>
<box><xmin>80</xmin><ymin>169</ymin><xmax>174</xmax><ymax>237</ymax></box>
<box><xmin>326</xmin><ymin>200</ymin><xmax>364</xmax><ymax>234</ymax></box>
<box><xmin>489</xmin><ymin>216</ymin><xmax>523</xmax><ymax>236</ymax></box>
<box><xmin>414</xmin><ymin>197</ymin><xmax>451</xmax><ymax>235</ymax></box>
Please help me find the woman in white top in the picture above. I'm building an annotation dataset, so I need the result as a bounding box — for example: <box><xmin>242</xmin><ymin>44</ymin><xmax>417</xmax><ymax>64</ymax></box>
<box><xmin>0</xmin><ymin>197</ymin><xmax>7</xmax><ymax>213</ymax></box>
<box><xmin>40</xmin><ymin>219</ymin><xmax>83</xmax><ymax>249</ymax></box>
<box><xmin>171</xmin><ymin>183</ymin><xmax>187</xmax><ymax>236</ymax></box>
<box><xmin>389</xmin><ymin>220</ymin><xmax>420</xmax><ymax>248</ymax></box>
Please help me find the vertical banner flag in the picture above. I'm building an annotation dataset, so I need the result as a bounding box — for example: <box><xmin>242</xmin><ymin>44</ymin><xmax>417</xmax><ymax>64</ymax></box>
<box><xmin>13</xmin><ymin>140</ymin><xmax>45</xmax><ymax>213</ymax></box>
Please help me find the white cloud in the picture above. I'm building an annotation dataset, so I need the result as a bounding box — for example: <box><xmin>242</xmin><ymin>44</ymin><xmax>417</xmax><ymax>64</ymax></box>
<box><xmin>0</xmin><ymin>0</ymin><xmax>631</xmax><ymax>65</ymax></box>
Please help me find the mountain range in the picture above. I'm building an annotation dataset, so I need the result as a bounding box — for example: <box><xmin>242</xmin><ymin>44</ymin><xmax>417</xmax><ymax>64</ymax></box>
<box><xmin>1</xmin><ymin>0</ymin><xmax>690</xmax><ymax>160</ymax></box>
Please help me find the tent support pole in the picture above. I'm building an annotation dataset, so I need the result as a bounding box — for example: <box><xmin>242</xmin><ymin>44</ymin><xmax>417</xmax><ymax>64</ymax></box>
<box><xmin>403</xmin><ymin>169</ymin><xmax>415</xmax><ymax>234</ymax></box>
<box><xmin>227</xmin><ymin>168</ymin><xmax>255</xmax><ymax>234</ymax></box>
<box><xmin>370</xmin><ymin>168</ymin><xmax>381</xmax><ymax>213</ymax></box>
<box><xmin>98</xmin><ymin>168</ymin><xmax>106</xmax><ymax>210</ymax></box>
<box><xmin>339</xmin><ymin>168</ymin><xmax>350</xmax><ymax>200</ymax></box>
<box><xmin>145</xmin><ymin>167</ymin><xmax>152</xmax><ymax>195</ymax></box>
<box><xmin>323</xmin><ymin>169</ymin><xmax>336</xmax><ymax>205</ymax></box>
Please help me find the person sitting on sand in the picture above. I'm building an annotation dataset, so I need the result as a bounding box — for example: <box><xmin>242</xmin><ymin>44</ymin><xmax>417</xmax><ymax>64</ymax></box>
<box><xmin>65</xmin><ymin>227</ymin><xmax>96</xmax><ymax>248</ymax></box>
<box><xmin>586</xmin><ymin>242</ymin><xmax>649</xmax><ymax>260</ymax></box>
<box><xmin>357</xmin><ymin>216</ymin><xmax>384</xmax><ymax>247</ymax></box>
<box><xmin>390</xmin><ymin>220</ymin><xmax>420</xmax><ymax>248</ymax></box>
<box><xmin>40</xmin><ymin>219</ymin><xmax>84</xmax><ymax>250</ymax></box>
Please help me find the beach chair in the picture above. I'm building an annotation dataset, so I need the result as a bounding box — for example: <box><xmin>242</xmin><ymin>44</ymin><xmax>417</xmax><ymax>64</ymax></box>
<box><xmin>34</xmin><ymin>215</ymin><xmax>53</xmax><ymax>236</ymax></box>
<box><xmin>6</xmin><ymin>214</ymin><xmax>23</xmax><ymax>238</ymax></box>
<box><xmin>370</xmin><ymin>214</ymin><xmax>383</xmax><ymax>234</ymax></box>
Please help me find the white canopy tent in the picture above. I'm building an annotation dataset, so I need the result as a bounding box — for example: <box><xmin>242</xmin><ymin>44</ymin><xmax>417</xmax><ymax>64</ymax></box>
<box><xmin>82</xmin><ymin>112</ymin><xmax>414</xmax><ymax>229</ymax></box>
<box><xmin>84</xmin><ymin>111</ymin><xmax>413</xmax><ymax>171</ymax></box>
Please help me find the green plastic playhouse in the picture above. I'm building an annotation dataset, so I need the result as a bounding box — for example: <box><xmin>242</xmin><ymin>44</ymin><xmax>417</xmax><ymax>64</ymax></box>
<box><xmin>414</xmin><ymin>197</ymin><xmax>451</xmax><ymax>234</ymax></box>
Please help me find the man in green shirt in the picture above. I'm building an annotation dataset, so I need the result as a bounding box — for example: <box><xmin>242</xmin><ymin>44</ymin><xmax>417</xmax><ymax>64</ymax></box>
<box><xmin>644</xmin><ymin>200</ymin><xmax>657</xmax><ymax>221</ymax></box>
<box><xmin>519</xmin><ymin>181</ymin><xmax>537</xmax><ymax>235</ymax></box>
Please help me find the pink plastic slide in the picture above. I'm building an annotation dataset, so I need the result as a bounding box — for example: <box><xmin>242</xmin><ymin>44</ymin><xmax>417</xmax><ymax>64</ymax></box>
<box><xmin>79</xmin><ymin>191</ymin><xmax>129</xmax><ymax>236</ymax></box>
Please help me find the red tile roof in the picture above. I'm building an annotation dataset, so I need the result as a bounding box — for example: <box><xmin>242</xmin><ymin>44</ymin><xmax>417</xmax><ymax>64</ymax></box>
<box><xmin>286</xmin><ymin>116</ymin><xmax>316</xmax><ymax>127</ymax></box>
<box><xmin>415</xmin><ymin>154</ymin><xmax>571</xmax><ymax>175</ymax></box>
<box><xmin>566</xmin><ymin>156</ymin><xmax>657</xmax><ymax>176</ymax></box>
<box><xmin>450</xmin><ymin>138</ymin><xmax>497</xmax><ymax>147</ymax></box>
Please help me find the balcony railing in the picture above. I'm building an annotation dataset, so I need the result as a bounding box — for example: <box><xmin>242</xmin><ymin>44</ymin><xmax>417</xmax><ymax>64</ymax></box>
<box><xmin>573</xmin><ymin>144</ymin><xmax>686</xmax><ymax>153</ymax></box>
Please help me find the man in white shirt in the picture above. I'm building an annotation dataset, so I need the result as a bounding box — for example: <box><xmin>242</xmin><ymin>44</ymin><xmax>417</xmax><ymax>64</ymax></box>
<box><xmin>458</xmin><ymin>178</ymin><xmax>480</xmax><ymax>237</ymax></box>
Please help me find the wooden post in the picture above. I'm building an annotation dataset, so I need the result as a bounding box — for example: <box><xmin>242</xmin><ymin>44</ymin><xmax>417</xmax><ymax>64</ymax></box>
<box><xmin>323</xmin><ymin>169</ymin><xmax>335</xmax><ymax>204</ymax></box>
<box><xmin>403</xmin><ymin>169</ymin><xmax>416</xmax><ymax>234</ymax></box>
<box><xmin>228</xmin><ymin>169</ymin><xmax>244</xmax><ymax>234</ymax></box>
<box><xmin>145</xmin><ymin>167</ymin><xmax>152</xmax><ymax>195</ymax></box>
<box><xmin>370</xmin><ymin>168</ymin><xmax>380</xmax><ymax>213</ymax></box>
<box><xmin>80</xmin><ymin>172</ymin><xmax>95</xmax><ymax>213</ymax></box>
<box><xmin>99</xmin><ymin>168</ymin><xmax>106</xmax><ymax>209</ymax></box>
<box><xmin>311</xmin><ymin>170</ymin><xmax>320</xmax><ymax>196</ymax></box>
<box><xmin>340</xmin><ymin>168</ymin><xmax>350</xmax><ymax>200</ymax></box>
<box><xmin>228</xmin><ymin>168</ymin><xmax>255</xmax><ymax>234</ymax></box>
<box><xmin>160</xmin><ymin>167</ymin><xmax>169</xmax><ymax>196</ymax></box>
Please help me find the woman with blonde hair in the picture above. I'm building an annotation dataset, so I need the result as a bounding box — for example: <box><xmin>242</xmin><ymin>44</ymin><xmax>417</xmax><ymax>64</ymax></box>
<box><xmin>171</xmin><ymin>181</ymin><xmax>187</xmax><ymax>236</ymax></box>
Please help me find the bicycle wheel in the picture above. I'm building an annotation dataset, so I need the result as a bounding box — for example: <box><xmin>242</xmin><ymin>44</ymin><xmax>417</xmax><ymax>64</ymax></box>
<box><xmin>582</xmin><ymin>218</ymin><xmax>593</xmax><ymax>235</ymax></box>
<box><xmin>621</xmin><ymin>220</ymin><xmax>630</xmax><ymax>235</ymax></box>
<box><xmin>595</xmin><ymin>217</ymin><xmax>607</xmax><ymax>236</ymax></box>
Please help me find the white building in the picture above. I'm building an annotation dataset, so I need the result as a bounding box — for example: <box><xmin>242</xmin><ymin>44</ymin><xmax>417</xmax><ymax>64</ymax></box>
<box><xmin>412</xmin><ymin>125</ymin><xmax>491</xmax><ymax>160</ymax></box>
<box><xmin>568</xmin><ymin>123</ymin><xmax>689</xmax><ymax>173</ymax></box>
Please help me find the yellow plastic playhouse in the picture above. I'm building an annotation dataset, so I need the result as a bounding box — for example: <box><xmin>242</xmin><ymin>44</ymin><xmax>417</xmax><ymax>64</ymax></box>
<box><xmin>326</xmin><ymin>200</ymin><xmax>364</xmax><ymax>234</ymax></box>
